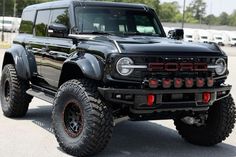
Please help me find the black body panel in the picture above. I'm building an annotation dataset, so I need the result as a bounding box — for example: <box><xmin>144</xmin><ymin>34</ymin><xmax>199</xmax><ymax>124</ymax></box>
<box><xmin>2</xmin><ymin>44</ymin><xmax>37</xmax><ymax>80</ymax></box>
<box><xmin>98</xmin><ymin>85</ymin><xmax>231</xmax><ymax>113</ymax></box>
<box><xmin>2</xmin><ymin>0</ymin><xmax>231</xmax><ymax>116</ymax></box>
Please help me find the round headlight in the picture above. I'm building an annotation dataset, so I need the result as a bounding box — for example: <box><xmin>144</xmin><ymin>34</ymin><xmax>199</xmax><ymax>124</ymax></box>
<box><xmin>116</xmin><ymin>57</ymin><xmax>134</xmax><ymax>76</ymax></box>
<box><xmin>215</xmin><ymin>58</ymin><xmax>226</xmax><ymax>75</ymax></box>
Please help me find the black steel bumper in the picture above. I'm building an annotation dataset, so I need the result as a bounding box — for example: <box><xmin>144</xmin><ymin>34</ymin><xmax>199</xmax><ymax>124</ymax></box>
<box><xmin>98</xmin><ymin>85</ymin><xmax>231</xmax><ymax>113</ymax></box>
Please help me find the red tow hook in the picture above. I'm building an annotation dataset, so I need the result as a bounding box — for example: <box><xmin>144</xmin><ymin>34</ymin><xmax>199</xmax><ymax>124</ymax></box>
<box><xmin>202</xmin><ymin>92</ymin><xmax>211</xmax><ymax>104</ymax></box>
<box><xmin>147</xmin><ymin>94</ymin><xmax>155</xmax><ymax>107</ymax></box>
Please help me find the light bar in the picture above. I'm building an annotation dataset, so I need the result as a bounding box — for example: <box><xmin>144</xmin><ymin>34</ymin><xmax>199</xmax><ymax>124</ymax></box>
<box><xmin>174</xmin><ymin>78</ymin><xmax>183</xmax><ymax>88</ymax></box>
<box><xmin>163</xmin><ymin>78</ymin><xmax>172</xmax><ymax>88</ymax></box>
<box><xmin>207</xmin><ymin>65</ymin><xmax>222</xmax><ymax>69</ymax></box>
<box><xmin>185</xmin><ymin>78</ymin><xmax>194</xmax><ymax>88</ymax></box>
<box><xmin>196</xmin><ymin>78</ymin><xmax>205</xmax><ymax>88</ymax></box>
<box><xmin>121</xmin><ymin>65</ymin><xmax>147</xmax><ymax>69</ymax></box>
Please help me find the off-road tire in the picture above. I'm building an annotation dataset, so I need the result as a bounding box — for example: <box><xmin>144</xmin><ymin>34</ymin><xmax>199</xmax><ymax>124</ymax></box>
<box><xmin>1</xmin><ymin>64</ymin><xmax>32</xmax><ymax>117</ymax></box>
<box><xmin>174</xmin><ymin>94</ymin><xmax>236</xmax><ymax>146</ymax></box>
<box><xmin>52</xmin><ymin>79</ymin><xmax>114</xmax><ymax>157</ymax></box>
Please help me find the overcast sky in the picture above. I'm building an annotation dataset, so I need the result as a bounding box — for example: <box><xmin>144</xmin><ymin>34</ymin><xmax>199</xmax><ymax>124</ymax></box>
<box><xmin>160</xmin><ymin>0</ymin><xmax>236</xmax><ymax>16</ymax></box>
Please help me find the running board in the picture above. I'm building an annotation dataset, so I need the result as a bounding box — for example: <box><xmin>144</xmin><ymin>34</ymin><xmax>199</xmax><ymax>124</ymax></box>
<box><xmin>26</xmin><ymin>85</ymin><xmax>56</xmax><ymax>104</ymax></box>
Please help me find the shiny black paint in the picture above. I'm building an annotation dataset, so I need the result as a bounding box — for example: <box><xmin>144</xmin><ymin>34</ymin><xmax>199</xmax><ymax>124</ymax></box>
<box><xmin>63</xmin><ymin>52</ymin><xmax>104</xmax><ymax>81</ymax></box>
<box><xmin>2</xmin><ymin>44</ymin><xmax>37</xmax><ymax>80</ymax></box>
<box><xmin>40</xmin><ymin>37</ymin><xmax>72</xmax><ymax>88</ymax></box>
<box><xmin>73</xmin><ymin>35</ymin><xmax>225</xmax><ymax>56</ymax></box>
<box><xmin>98</xmin><ymin>85</ymin><xmax>231</xmax><ymax>107</ymax></box>
<box><xmin>4</xmin><ymin>0</ymin><xmax>227</xmax><ymax>91</ymax></box>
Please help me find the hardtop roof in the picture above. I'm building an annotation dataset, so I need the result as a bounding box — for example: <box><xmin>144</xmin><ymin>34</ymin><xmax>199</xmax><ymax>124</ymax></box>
<box><xmin>24</xmin><ymin>0</ymin><xmax>147</xmax><ymax>11</ymax></box>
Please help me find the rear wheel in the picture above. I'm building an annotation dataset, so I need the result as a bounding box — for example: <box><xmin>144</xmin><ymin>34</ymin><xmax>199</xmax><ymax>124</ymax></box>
<box><xmin>1</xmin><ymin>64</ymin><xmax>32</xmax><ymax>117</ymax></box>
<box><xmin>52</xmin><ymin>79</ymin><xmax>114</xmax><ymax>157</ymax></box>
<box><xmin>174</xmin><ymin>95</ymin><xmax>236</xmax><ymax>146</ymax></box>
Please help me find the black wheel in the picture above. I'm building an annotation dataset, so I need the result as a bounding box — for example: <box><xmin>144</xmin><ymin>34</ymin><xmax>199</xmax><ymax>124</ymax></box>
<box><xmin>1</xmin><ymin>64</ymin><xmax>32</xmax><ymax>117</ymax></box>
<box><xmin>174</xmin><ymin>94</ymin><xmax>236</xmax><ymax>146</ymax></box>
<box><xmin>52</xmin><ymin>79</ymin><xmax>114</xmax><ymax>157</ymax></box>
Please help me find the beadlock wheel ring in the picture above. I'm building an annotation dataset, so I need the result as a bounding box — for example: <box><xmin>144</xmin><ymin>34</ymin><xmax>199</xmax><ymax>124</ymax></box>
<box><xmin>62</xmin><ymin>99</ymin><xmax>84</xmax><ymax>138</ymax></box>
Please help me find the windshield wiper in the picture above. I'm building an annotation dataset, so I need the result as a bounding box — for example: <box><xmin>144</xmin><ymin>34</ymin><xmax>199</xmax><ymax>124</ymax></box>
<box><xmin>79</xmin><ymin>31</ymin><xmax>113</xmax><ymax>35</ymax></box>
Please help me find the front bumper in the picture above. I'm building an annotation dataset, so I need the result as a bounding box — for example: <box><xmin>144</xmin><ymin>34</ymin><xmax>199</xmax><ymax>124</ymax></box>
<box><xmin>98</xmin><ymin>85</ymin><xmax>231</xmax><ymax>113</ymax></box>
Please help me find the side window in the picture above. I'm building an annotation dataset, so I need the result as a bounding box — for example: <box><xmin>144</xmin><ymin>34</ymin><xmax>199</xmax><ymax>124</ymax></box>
<box><xmin>50</xmin><ymin>8</ymin><xmax>69</xmax><ymax>27</ymax></box>
<box><xmin>19</xmin><ymin>10</ymin><xmax>36</xmax><ymax>34</ymax></box>
<box><xmin>35</xmin><ymin>10</ymin><xmax>50</xmax><ymax>37</ymax></box>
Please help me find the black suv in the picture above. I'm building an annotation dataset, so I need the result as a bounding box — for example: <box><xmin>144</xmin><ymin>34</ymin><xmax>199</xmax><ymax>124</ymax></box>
<box><xmin>1</xmin><ymin>1</ymin><xmax>235</xmax><ymax>156</ymax></box>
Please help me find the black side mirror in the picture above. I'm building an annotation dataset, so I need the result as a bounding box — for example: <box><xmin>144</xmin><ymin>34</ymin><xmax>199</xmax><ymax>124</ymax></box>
<box><xmin>168</xmin><ymin>29</ymin><xmax>184</xmax><ymax>40</ymax></box>
<box><xmin>48</xmin><ymin>23</ymin><xmax>69</xmax><ymax>38</ymax></box>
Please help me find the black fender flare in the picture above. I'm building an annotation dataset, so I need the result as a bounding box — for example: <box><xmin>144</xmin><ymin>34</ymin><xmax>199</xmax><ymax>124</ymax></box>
<box><xmin>2</xmin><ymin>44</ymin><xmax>37</xmax><ymax>80</ymax></box>
<box><xmin>62</xmin><ymin>53</ymin><xmax>103</xmax><ymax>81</ymax></box>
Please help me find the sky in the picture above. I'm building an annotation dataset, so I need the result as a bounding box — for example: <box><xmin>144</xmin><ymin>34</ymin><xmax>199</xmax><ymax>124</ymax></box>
<box><xmin>160</xmin><ymin>0</ymin><xmax>236</xmax><ymax>16</ymax></box>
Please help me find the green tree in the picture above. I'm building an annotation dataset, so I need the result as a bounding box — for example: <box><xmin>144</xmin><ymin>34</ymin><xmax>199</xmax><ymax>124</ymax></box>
<box><xmin>16</xmin><ymin>0</ymin><xmax>53</xmax><ymax>17</ymax></box>
<box><xmin>218</xmin><ymin>12</ymin><xmax>229</xmax><ymax>25</ymax></box>
<box><xmin>229</xmin><ymin>10</ymin><xmax>236</xmax><ymax>26</ymax></box>
<box><xmin>0</xmin><ymin>0</ymin><xmax>14</xmax><ymax>16</ymax></box>
<box><xmin>186</xmin><ymin>0</ymin><xmax>206</xmax><ymax>21</ymax></box>
<box><xmin>203</xmin><ymin>14</ymin><xmax>219</xmax><ymax>25</ymax></box>
<box><xmin>0</xmin><ymin>0</ymin><xmax>53</xmax><ymax>17</ymax></box>
<box><xmin>184</xmin><ymin>12</ymin><xmax>199</xmax><ymax>23</ymax></box>
<box><xmin>159</xmin><ymin>1</ymin><xmax>181</xmax><ymax>22</ymax></box>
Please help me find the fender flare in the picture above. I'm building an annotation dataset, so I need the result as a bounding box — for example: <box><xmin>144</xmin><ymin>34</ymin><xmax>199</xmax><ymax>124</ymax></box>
<box><xmin>62</xmin><ymin>53</ymin><xmax>103</xmax><ymax>81</ymax></box>
<box><xmin>2</xmin><ymin>44</ymin><xmax>37</xmax><ymax>80</ymax></box>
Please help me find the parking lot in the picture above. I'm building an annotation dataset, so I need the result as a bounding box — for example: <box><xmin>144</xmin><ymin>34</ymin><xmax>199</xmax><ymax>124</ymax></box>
<box><xmin>0</xmin><ymin>46</ymin><xmax>236</xmax><ymax>157</ymax></box>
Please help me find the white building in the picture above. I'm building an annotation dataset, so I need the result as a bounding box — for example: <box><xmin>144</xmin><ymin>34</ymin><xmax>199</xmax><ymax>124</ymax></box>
<box><xmin>183</xmin><ymin>28</ymin><xmax>199</xmax><ymax>42</ymax></box>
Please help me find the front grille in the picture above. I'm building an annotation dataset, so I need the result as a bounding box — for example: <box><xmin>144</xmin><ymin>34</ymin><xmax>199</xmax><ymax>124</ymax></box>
<box><xmin>133</xmin><ymin>56</ymin><xmax>213</xmax><ymax>65</ymax></box>
<box><xmin>109</xmin><ymin>55</ymin><xmax>225</xmax><ymax>87</ymax></box>
<box><xmin>148</xmin><ymin>62</ymin><xmax>208</xmax><ymax>72</ymax></box>
<box><xmin>143</xmin><ymin>57</ymin><xmax>213</xmax><ymax>89</ymax></box>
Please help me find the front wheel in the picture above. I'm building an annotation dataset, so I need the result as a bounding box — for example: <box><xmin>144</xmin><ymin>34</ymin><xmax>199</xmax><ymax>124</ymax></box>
<box><xmin>174</xmin><ymin>94</ymin><xmax>236</xmax><ymax>146</ymax></box>
<box><xmin>1</xmin><ymin>64</ymin><xmax>32</xmax><ymax>117</ymax></box>
<box><xmin>52</xmin><ymin>79</ymin><xmax>114</xmax><ymax>157</ymax></box>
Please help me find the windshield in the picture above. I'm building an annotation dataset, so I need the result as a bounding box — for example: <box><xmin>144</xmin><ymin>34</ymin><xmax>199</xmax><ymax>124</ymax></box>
<box><xmin>201</xmin><ymin>36</ymin><xmax>208</xmax><ymax>39</ymax></box>
<box><xmin>75</xmin><ymin>7</ymin><xmax>163</xmax><ymax>36</ymax></box>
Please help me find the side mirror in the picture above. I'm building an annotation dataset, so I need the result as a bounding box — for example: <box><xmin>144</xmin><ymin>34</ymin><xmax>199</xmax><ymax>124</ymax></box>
<box><xmin>168</xmin><ymin>29</ymin><xmax>184</xmax><ymax>40</ymax></box>
<box><xmin>48</xmin><ymin>23</ymin><xmax>69</xmax><ymax>38</ymax></box>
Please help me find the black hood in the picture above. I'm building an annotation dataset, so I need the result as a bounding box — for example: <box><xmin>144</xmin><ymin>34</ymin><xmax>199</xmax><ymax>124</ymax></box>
<box><xmin>71</xmin><ymin>34</ymin><xmax>226</xmax><ymax>58</ymax></box>
<box><xmin>107</xmin><ymin>35</ymin><xmax>225</xmax><ymax>56</ymax></box>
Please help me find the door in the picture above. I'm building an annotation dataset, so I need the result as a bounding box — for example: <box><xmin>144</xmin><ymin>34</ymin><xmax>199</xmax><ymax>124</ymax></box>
<box><xmin>30</xmin><ymin>9</ymin><xmax>51</xmax><ymax>88</ymax></box>
<box><xmin>40</xmin><ymin>8</ymin><xmax>72</xmax><ymax>89</ymax></box>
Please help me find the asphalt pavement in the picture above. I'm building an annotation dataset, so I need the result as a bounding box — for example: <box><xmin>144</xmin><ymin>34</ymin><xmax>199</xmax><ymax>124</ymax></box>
<box><xmin>0</xmin><ymin>47</ymin><xmax>236</xmax><ymax>157</ymax></box>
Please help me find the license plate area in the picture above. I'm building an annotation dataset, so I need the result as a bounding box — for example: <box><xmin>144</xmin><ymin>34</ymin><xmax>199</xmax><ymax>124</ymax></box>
<box><xmin>162</xmin><ymin>93</ymin><xmax>195</xmax><ymax>102</ymax></box>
